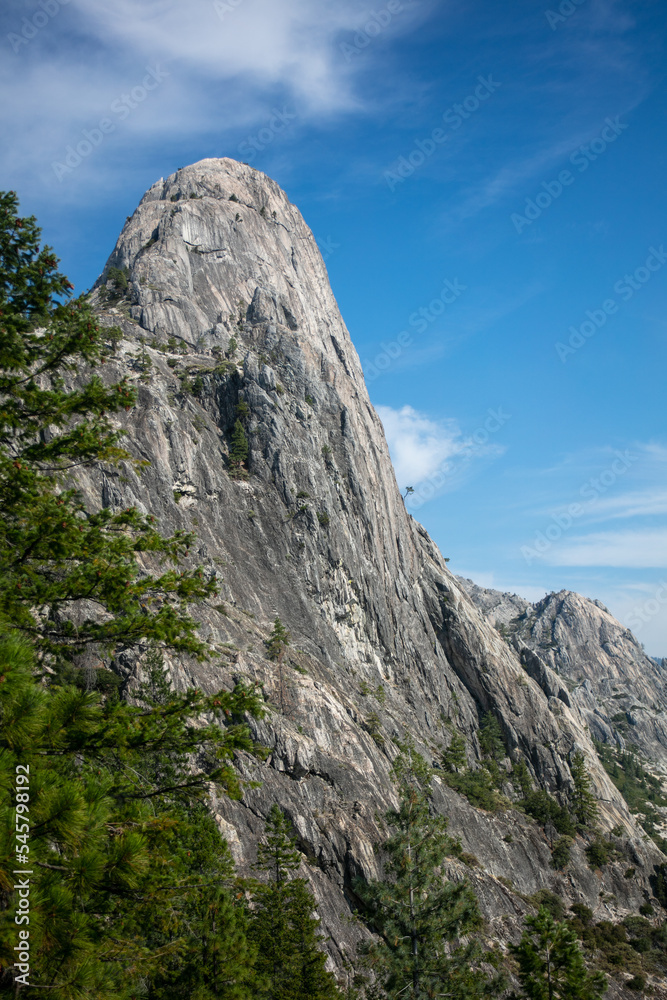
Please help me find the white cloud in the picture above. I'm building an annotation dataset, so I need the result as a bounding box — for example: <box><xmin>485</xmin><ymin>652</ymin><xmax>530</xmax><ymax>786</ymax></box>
<box><xmin>377</xmin><ymin>405</ymin><xmax>463</xmax><ymax>486</ymax></box>
<box><xmin>547</xmin><ymin>529</ymin><xmax>667</xmax><ymax>568</ymax></box>
<box><xmin>582</xmin><ymin>489</ymin><xmax>667</xmax><ymax>522</ymax></box>
<box><xmin>0</xmin><ymin>0</ymin><xmax>430</xmax><ymax>196</ymax></box>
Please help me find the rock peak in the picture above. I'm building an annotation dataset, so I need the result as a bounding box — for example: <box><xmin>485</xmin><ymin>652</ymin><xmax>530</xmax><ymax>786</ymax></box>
<box><xmin>82</xmin><ymin>161</ymin><xmax>667</xmax><ymax>973</ymax></box>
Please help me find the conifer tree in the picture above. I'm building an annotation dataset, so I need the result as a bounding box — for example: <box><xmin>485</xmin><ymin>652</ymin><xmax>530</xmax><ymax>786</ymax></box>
<box><xmin>355</xmin><ymin>738</ymin><xmax>503</xmax><ymax>1000</ymax></box>
<box><xmin>0</xmin><ymin>633</ymin><xmax>265</xmax><ymax>998</ymax></box>
<box><xmin>443</xmin><ymin>731</ymin><xmax>467</xmax><ymax>772</ymax></box>
<box><xmin>511</xmin><ymin>907</ymin><xmax>607</xmax><ymax>1000</ymax></box>
<box><xmin>0</xmin><ymin>193</ymin><xmax>265</xmax><ymax>997</ymax></box>
<box><xmin>569</xmin><ymin>752</ymin><xmax>598</xmax><ymax>829</ymax></box>
<box><xmin>249</xmin><ymin>805</ymin><xmax>342</xmax><ymax>1000</ymax></box>
<box><xmin>266</xmin><ymin>618</ymin><xmax>290</xmax><ymax>662</ymax></box>
<box><xmin>229</xmin><ymin>419</ymin><xmax>249</xmax><ymax>475</ymax></box>
<box><xmin>479</xmin><ymin>713</ymin><xmax>505</xmax><ymax>763</ymax></box>
<box><xmin>0</xmin><ymin>190</ymin><xmax>215</xmax><ymax>664</ymax></box>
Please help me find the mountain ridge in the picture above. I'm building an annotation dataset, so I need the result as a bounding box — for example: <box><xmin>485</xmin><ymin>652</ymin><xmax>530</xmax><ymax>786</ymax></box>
<box><xmin>73</xmin><ymin>157</ymin><xmax>666</xmax><ymax>987</ymax></box>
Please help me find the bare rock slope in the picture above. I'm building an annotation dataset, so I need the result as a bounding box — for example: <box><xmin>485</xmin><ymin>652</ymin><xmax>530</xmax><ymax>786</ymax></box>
<box><xmin>80</xmin><ymin>158</ymin><xmax>666</xmax><ymax>975</ymax></box>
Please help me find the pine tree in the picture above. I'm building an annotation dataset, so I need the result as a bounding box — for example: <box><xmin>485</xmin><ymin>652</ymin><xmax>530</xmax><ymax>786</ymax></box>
<box><xmin>479</xmin><ymin>713</ymin><xmax>505</xmax><ymax>763</ymax></box>
<box><xmin>355</xmin><ymin>738</ymin><xmax>503</xmax><ymax>1000</ymax></box>
<box><xmin>0</xmin><ymin>632</ymin><xmax>265</xmax><ymax>998</ymax></box>
<box><xmin>0</xmin><ymin>193</ymin><xmax>265</xmax><ymax>997</ymax></box>
<box><xmin>443</xmin><ymin>732</ymin><xmax>467</xmax><ymax>772</ymax></box>
<box><xmin>229</xmin><ymin>419</ymin><xmax>249</xmax><ymax>475</ymax></box>
<box><xmin>266</xmin><ymin>618</ymin><xmax>290</xmax><ymax>662</ymax></box>
<box><xmin>570</xmin><ymin>752</ymin><xmax>598</xmax><ymax>829</ymax></box>
<box><xmin>0</xmin><ymin>190</ymin><xmax>215</xmax><ymax>665</ymax></box>
<box><xmin>249</xmin><ymin>805</ymin><xmax>342</xmax><ymax>1000</ymax></box>
<box><xmin>511</xmin><ymin>906</ymin><xmax>607</xmax><ymax>1000</ymax></box>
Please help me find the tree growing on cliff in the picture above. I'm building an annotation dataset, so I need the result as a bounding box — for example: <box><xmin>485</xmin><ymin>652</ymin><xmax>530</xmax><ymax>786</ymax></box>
<box><xmin>570</xmin><ymin>752</ymin><xmax>598</xmax><ymax>829</ymax></box>
<box><xmin>443</xmin><ymin>732</ymin><xmax>467</xmax><ymax>772</ymax></box>
<box><xmin>249</xmin><ymin>805</ymin><xmax>342</xmax><ymax>1000</ymax></box>
<box><xmin>511</xmin><ymin>906</ymin><xmax>607</xmax><ymax>1000</ymax></box>
<box><xmin>229</xmin><ymin>418</ymin><xmax>249</xmax><ymax>475</ymax></box>
<box><xmin>355</xmin><ymin>738</ymin><xmax>503</xmax><ymax>1000</ymax></box>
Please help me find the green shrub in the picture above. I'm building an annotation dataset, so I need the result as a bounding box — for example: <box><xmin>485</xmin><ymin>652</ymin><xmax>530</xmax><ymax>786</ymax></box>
<box><xmin>443</xmin><ymin>767</ymin><xmax>504</xmax><ymax>811</ymax></box>
<box><xmin>551</xmin><ymin>836</ymin><xmax>573</xmax><ymax>869</ymax></box>
<box><xmin>626</xmin><ymin>974</ymin><xmax>646</xmax><ymax>991</ymax></box>
<box><xmin>585</xmin><ymin>838</ymin><xmax>611</xmax><ymax>869</ymax></box>
<box><xmin>317</xmin><ymin>511</ymin><xmax>330</xmax><ymax>527</ymax></box>
<box><xmin>528</xmin><ymin>889</ymin><xmax>565</xmax><ymax>921</ymax></box>
<box><xmin>365</xmin><ymin>711</ymin><xmax>384</xmax><ymax>746</ymax></box>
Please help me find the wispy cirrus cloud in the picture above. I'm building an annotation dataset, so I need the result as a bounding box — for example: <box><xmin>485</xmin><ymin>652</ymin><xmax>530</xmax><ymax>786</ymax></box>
<box><xmin>0</xmin><ymin>0</ymin><xmax>432</xmax><ymax>197</ymax></box>
<box><xmin>546</xmin><ymin>529</ymin><xmax>667</xmax><ymax>568</ymax></box>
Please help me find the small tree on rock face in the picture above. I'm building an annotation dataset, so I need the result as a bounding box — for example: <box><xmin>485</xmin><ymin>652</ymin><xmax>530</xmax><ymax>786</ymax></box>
<box><xmin>570</xmin><ymin>752</ymin><xmax>598</xmax><ymax>829</ymax></box>
<box><xmin>443</xmin><ymin>732</ymin><xmax>467</xmax><ymax>772</ymax></box>
<box><xmin>511</xmin><ymin>906</ymin><xmax>607</xmax><ymax>1000</ymax></box>
<box><xmin>266</xmin><ymin>617</ymin><xmax>290</xmax><ymax>662</ymax></box>
<box><xmin>229</xmin><ymin>418</ymin><xmax>249</xmax><ymax>476</ymax></box>
<box><xmin>479</xmin><ymin>713</ymin><xmax>505</xmax><ymax>764</ymax></box>
<box><xmin>355</xmin><ymin>737</ymin><xmax>503</xmax><ymax>1000</ymax></box>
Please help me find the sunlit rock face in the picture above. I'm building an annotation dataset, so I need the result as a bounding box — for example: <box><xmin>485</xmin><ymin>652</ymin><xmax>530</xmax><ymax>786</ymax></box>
<box><xmin>79</xmin><ymin>158</ymin><xmax>665</xmax><ymax>971</ymax></box>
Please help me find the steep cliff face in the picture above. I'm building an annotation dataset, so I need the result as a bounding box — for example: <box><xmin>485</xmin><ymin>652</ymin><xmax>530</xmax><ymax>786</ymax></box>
<box><xmin>79</xmin><ymin>158</ymin><xmax>665</xmax><ymax>973</ymax></box>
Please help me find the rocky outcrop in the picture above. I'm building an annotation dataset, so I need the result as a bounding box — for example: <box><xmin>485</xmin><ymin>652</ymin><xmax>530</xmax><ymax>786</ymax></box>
<box><xmin>461</xmin><ymin>581</ymin><xmax>667</xmax><ymax>776</ymax></box>
<box><xmin>76</xmin><ymin>158</ymin><xmax>665</xmax><ymax>976</ymax></box>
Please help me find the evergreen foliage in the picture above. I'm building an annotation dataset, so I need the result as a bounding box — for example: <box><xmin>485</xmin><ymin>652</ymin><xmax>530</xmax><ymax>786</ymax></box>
<box><xmin>570</xmin><ymin>752</ymin><xmax>598</xmax><ymax>829</ymax></box>
<box><xmin>0</xmin><ymin>191</ymin><xmax>215</xmax><ymax>664</ymax></box>
<box><xmin>266</xmin><ymin>617</ymin><xmax>290</xmax><ymax>662</ymax></box>
<box><xmin>479</xmin><ymin>712</ymin><xmax>505</xmax><ymax>763</ymax></box>
<box><xmin>249</xmin><ymin>805</ymin><xmax>342</xmax><ymax>1000</ymax></box>
<box><xmin>595</xmin><ymin>741</ymin><xmax>667</xmax><ymax>849</ymax></box>
<box><xmin>520</xmin><ymin>789</ymin><xmax>576</xmax><ymax>837</ymax></box>
<box><xmin>0</xmin><ymin>192</ymin><xmax>268</xmax><ymax>998</ymax></box>
<box><xmin>0</xmin><ymin>633</ymin><xmax>265</xmax><ymax>998</ymax></box>
<box><xmin>355</xmin><ymin>738</ymin><xmax>503</xmax><ymax>1000</ymax></box>
<box><xmin>511</xmin><ymin>907</ymin><xmax>607</xmax><ymax>1000</ymax></box>
<box><xmin>229</xmin><ymin>419</ymin><xmax>249</xmax><ymax>475</ymax></box>
<box><xmin>442</xmin><ymin>732</ymin><xmax>467</xmax><ymax>772</ymax></box>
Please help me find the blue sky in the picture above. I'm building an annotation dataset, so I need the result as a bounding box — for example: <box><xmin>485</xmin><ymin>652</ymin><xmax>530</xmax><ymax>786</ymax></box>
<box><xmin>2</xmin><ymin>0</ymin><xmax>666</xmax><ymax>653</ymax></box>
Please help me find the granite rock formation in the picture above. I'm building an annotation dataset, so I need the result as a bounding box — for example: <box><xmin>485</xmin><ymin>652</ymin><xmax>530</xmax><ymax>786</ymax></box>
<box><xmin>74</xmin><ymin>158</ymin><xmax>665</xmax><ymax>986</ymax></box>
